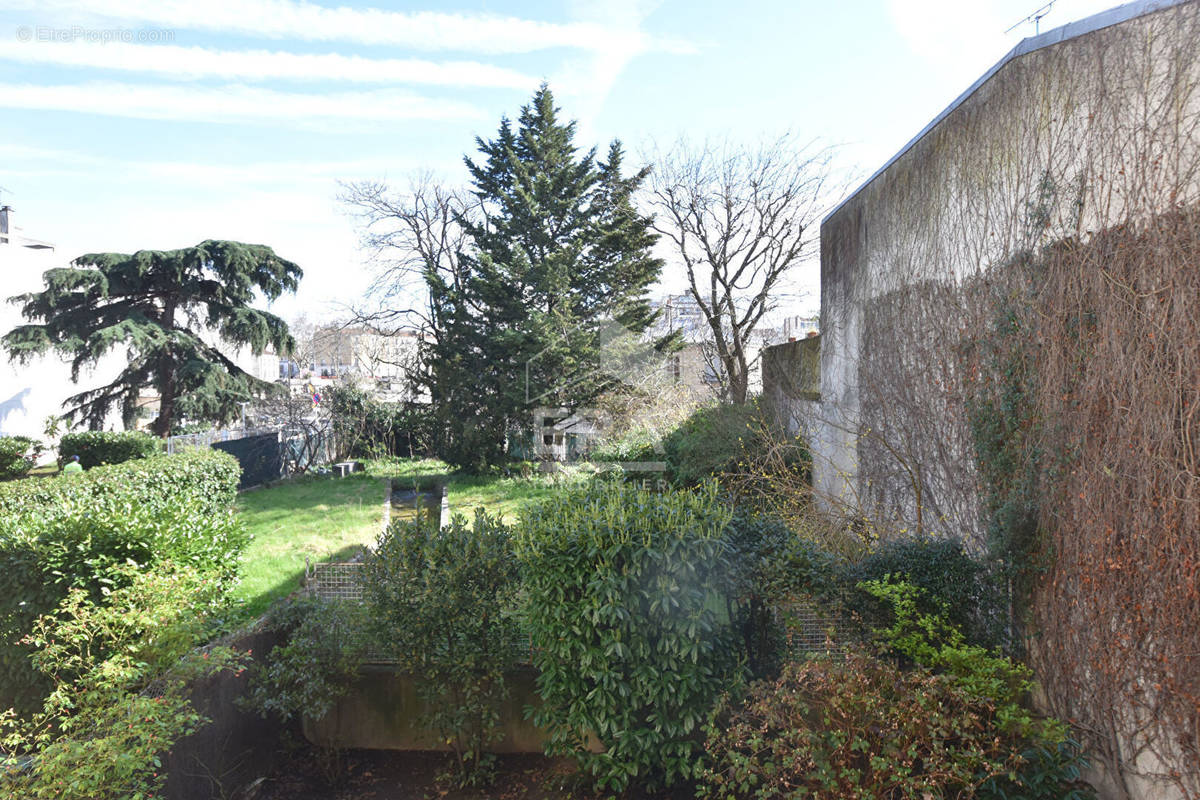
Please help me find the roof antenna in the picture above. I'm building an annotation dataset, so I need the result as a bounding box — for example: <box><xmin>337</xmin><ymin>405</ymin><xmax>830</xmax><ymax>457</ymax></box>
<box><xmin>1006</xmin><ymin>1</ymin><xmax>1056</xmax><ymax>36</ymax></box>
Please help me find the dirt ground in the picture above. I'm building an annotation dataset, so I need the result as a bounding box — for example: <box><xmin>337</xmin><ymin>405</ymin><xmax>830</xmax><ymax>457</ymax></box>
<box><xmin>250</xmin><ymin>748</ymin><xmax>688</xmax><ymax>800</ymax></box>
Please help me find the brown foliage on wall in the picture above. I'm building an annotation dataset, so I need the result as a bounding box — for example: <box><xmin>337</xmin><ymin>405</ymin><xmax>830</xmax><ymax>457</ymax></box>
<box><xmin>1026</xmin><ymin>210</ymin><xmax>1200</xmax><ymax>798</ymax></box>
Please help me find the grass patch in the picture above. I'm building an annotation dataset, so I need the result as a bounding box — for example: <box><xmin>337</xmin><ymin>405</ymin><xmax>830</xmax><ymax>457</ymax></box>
<box><xmin>235</xmin><ymin>458</ymin><xmax>587</xmax><ymax>617</ymax></box>
<box><xmin>235</xmin><ymin>472</ymin><xmax>388</xmax><ymax>617</ymax></box>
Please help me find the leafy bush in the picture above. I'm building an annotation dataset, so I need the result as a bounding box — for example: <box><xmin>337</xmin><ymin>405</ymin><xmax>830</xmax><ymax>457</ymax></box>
<box><xmin>364</xmin><ymin>510</ymin><xmax>520</xmax><ymax>787</ymax></box>
<box><xmin>861</xmin><ymin>579</ymin><xmax>1094</xmax><ymax>799</ymax></box>
<box><xmin>325</xmin><ymin>385</ymin><xmax>432</xmax><ymax>460</ymax></box>
<box><xmin>0</xmin><ymin>449</ymin><xmax>245</xmax><ymax>717</ymax></box>
<box><xmin>661</xmin><ymin>401</ymin><xmax>763</xmax><ymax>486</ymax></box>
<box><xmin>722</xmin><ymin>510</ymin><xmax>796</xmax><ymax>679</ymax></box>
<box><xmin>843</xmin><ymin>534</ymin><xmax>1006</xmax><ymax>650</ymax></box>
<box><xmin>0</xmin><ymin>564</ymin><xmax>246</xmax><ymax>800</ymax></box>
<box><xmin>240</xmin><ymin>596</ymin><xmax>371</xmax><ymax>783</ymax></box>
<box><xmin>517</xmin><ymin>480</ymin><xmax>739</xmax><ymax>792</ymax></box>
<box><xmin>58</xmin><ymin>430</ymin><xmax>161</xmax><ymax>468</ymax></box>
<box><xmin>698</xmin><ymin>650</ymin><xmax>1026</xmax><ymax>800</ymax></box>
<box><xmin>0</xmin><ymin>436</ymin><xmax>42</xmax><ymax>481</ymax></box>
<box><xmin>241</xmin><ymin>596</ymin><xmax>370</xmax><ymax>724</ymax></box>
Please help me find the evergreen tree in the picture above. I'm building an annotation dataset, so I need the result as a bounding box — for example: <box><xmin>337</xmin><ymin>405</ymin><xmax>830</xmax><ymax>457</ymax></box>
<box><xmin>3</xmin><ymin>240</ymin><xmax>301</xmax><ymax>436</ymax></box>
<box><xmin>428</xmin><ymin>85</ymin><xmax>663</xmax><ymax>469</ymax></box>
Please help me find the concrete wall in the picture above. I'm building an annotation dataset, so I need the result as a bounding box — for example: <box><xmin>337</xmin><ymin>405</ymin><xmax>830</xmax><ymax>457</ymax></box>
<box><xmin>165</xmin><ymin>628</ymin><xmax>290</xmax><ymax>800</ymax></box>
<box><xmin>812</xmin><ymin>0</ymin><xmax>1200</xmax><ymax>542</ymax></box>
<box><xmin>303</xmin><ymin>666</ymin><xmax>601</xmax><ymax>754</ymax></box>
<box><xmin>810</xmin><ymin>2</ymin><xmax>1200</xmax><ymax>797</ymax></box>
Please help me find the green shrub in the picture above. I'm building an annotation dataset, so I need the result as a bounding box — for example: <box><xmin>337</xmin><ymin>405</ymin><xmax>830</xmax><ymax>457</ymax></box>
<box><xmin>241</xmin><ymin>596</ymin><xmax>370</xmax><ymax>724</ymax></box>
<box><xmin>698</xmin><ymin>650</ymin><xmax>1026</xmax><ymax>800</ymax></box>
<box><xmin>58</xmin><ymin>430</ymin><xmax>161</xmax><ymax>468</ymax></box>
<box><xmin>240</xmin><ymin>596</ymin><xmax>371</xmax><ymax>783</ymax></box>
<box><xmin>843</xmin><ymin>534</ymin><xmax>1005</xmax><ymax>650</ymax></box>
<box><xmin>860</xmin><ymin>579</ymin><xmax>1094</xmax><ymax>799</ymax></box>
<box><xmin>516</xmin><ymin>480</ymin><xmax>739</xmax><ymax>793</ymax></box>
<box><xmin>364</xmin><ymin>510</ymin><xmax>520</xmax><ymax>787</ymax></box>
<box><xmin>0</xmin><ymin>449</ymin><xmax>245</xmax><ymax>717</ymax></box>
<box><xmin>325</xmin><ymin>385</ymin><xmax>433</xmax><ymax>460</ymax></box>
<box><xmin>0</xmin><ymin>563</ymin><xmax>246</xmax><ymax>800</ymax></box>
<box><xmin>0</xmin><ymin>436</ymin><xmax>42</xmax><ymax>481</ymax></box>
<box><xmin>722</xmin><ymin>510</ymin><xmax>795</xmax><ymax>679</ymax></box>
<box><xmin>662</xmin><ymin>402</ymin><xmax>762</xmax><ymax>486</ymax></box>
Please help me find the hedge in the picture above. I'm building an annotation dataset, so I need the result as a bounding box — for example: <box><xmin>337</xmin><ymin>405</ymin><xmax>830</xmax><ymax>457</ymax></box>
<box><xmin>0</xmin><ymin>436</ymin><xmax>42</xmax><ymax>481</ymax></box>
<box><xmin>57</xmin><ymin>430</ymin><xmax>162</xmax><ymax>469</ymax></box>
<box><xmin>0</xmin><ymin>449</ymin><xmax>246</xmax><ymax>717</ymax></box>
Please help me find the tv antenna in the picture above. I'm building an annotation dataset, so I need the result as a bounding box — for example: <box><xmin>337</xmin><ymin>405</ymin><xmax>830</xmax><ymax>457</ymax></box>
<box><xmin>1006</xmin><ymin>1</ymin><xmax>1056</xmax><ymax>36</ymax></box>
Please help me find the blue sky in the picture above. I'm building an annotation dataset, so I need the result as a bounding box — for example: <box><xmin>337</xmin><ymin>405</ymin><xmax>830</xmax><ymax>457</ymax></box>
<box><xmin>1</xmin><ymin>0</ymin><xmax>1120</xmax><ymax>320</ymax></box>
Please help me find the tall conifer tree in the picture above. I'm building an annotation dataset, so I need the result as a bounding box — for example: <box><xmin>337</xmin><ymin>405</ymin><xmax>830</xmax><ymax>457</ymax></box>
<box><xmin>3</xmin><ymin>240</ymin><xmax>300</xmax><ymax>435</ymax></box>
<box><xmin>428</xmin><ymin>85</ymin><xmax>662</xmax><ymax>469</ymax></box>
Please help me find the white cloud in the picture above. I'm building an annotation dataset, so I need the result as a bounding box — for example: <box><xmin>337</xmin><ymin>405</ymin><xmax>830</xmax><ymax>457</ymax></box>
<box><xmin>9</xmin><ymin>0</ymin><xmax>695</xmax><ymax>55</ymax></box>
<box><xmin>0</xmin><ymin>81</ymin><xmax>484</xmax><ymax>125</ymax></box>
<box><xmin>0</xmin><ymin>39</ymin><xmax>538</xmax><ymax>88</ymax></box>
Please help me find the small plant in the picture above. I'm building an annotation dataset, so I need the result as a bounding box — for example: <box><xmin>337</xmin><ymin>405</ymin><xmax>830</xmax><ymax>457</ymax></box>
<box><xmin>844</xmin><ymin>534</ymin><xmax>1006</xmax><ymax>650</ymax></box>
<box><xmin>364</xmin><ymin>510</ymin><xmax>519</xmax><ymax>787</ymax></box>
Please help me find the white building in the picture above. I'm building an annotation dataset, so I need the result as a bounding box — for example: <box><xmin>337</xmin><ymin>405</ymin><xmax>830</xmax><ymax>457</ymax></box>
<box><xmin>0</xmin><ymin>207</ymin><xmax>130</xmax><ymax>443</ymax></box>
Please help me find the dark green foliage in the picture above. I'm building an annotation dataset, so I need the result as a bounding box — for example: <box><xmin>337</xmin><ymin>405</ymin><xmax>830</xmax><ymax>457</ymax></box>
<box><xmin>0</xmin><ymin>436</ymin><xmax>41</xmax><ymax>480</ymax></box>
<box><xmin>0</xmin><ymin>449</ymin><xmax>245</xmax><ymax>716</ymax></box>
<box><xmin>324</xmin><ymin>384</ymin><xmax>432</xmax><ymax>459</ymax></box>
<box><xmin>722</xmin><ymin>510</ymin><xmax>793</xmax><ymax>679</ymax></box>
<box><xmin>2</xmin><ymin>240</ymin><xmax>301</xmax><ymax>435</ymax></box>
<box><xmin>516</xmin><ymin>480</ymin><xmax>739</xmax><ymax>792</ymax></box>
<box><xmin>58</xmin><ymin>430</ymin><xmax>161</xmax><ymax>468</ymax></box>
<box><xmin>843</xmin><ymin>534</ymin><xmax>1005</xmax><ymax>650</ymax></box>
<box><xmin>427</xmin><ymin>85</ymin><xmax>663</xmax><ymax>470</ymax></box>
<box><xmin>964</xmin><ymin>282</ymin><xmax>1045</xmax><ymax>619</ymax></box>
<box><xmin>364</xmin><ymin>510</ymin><xmax>520</xmax><ymax>787</ymax></box>
<box><xmin>242</xmin><ymin>596</ymin><xmax>371</xmax><ymax>724</ymax></box>
<box><xmin>661</xmin><ymin>402</ymin><xmax>763</xmax><ymax>486</ymax></box>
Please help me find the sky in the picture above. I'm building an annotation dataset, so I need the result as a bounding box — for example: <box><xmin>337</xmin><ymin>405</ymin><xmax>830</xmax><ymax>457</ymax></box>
<box><xmin>1</xmin><ymin>0</ymin><xmax>1125</xmax><ymax>322</ymax></box>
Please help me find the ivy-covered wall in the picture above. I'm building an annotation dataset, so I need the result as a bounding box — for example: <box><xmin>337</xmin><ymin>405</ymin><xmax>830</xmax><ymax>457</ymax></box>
<box><xmin>811</xmin><ymin>2</ymin><xmax>1200</xmax><ymax>798</ymax></box>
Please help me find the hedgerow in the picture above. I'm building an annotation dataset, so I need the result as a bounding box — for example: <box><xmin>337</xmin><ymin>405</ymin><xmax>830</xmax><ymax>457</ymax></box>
<box><xmin>57</xmin><ymin>430</ymin><xmax>162</xmax><ymax>468</ymax></box>
<box><xmin>0</xmin><ymin>449</ymin><xmax>245</xmax><ymax>717</ymax></box>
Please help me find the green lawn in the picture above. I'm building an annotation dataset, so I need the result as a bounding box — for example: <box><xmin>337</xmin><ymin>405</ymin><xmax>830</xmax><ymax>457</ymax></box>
<box><xmin>235</xmin><ymin>458</ymin><xmax>587</xmax><ymax>617</ymax></box>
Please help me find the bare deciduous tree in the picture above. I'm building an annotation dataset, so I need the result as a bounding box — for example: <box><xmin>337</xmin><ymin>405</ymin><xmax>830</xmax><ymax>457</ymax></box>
<box><xmin>338</xmin><ymin>173</ymin><xmax>479</xmax><ymax>344</ymax></box>
<box><xmin>646</xmin><ymin>135</ymin><xmax>836</xmax><ymax>403</ymax></box>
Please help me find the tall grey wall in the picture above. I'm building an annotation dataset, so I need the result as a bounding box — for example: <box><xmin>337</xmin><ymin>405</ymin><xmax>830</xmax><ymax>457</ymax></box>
<box><xmin>811</xmin><ymin>0</ymin><xmax>1200</xmax><ymax>544</ymax></box>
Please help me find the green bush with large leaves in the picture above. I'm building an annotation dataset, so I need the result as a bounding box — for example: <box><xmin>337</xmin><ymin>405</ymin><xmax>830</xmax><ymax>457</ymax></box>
<box><xmin>57</xmin><ymin>430</ymin><xmax>162</xmax><ymax>469</ymax></box>
<box><xmin>516</xmin><ymin>480</ymin><xmax>740</xmax><ymax>793</ymax></box>
<box><xmin>0</xmin><ymin>449</ymin><xmax>245</xmax><ymax>716</ymax></box>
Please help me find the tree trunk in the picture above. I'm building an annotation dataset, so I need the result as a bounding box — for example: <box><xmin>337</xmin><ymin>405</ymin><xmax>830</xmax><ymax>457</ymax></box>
<box><xmin>151</xmin><ymin>298</ymin><xmax>178</xmax><ymax>438</ymax></box>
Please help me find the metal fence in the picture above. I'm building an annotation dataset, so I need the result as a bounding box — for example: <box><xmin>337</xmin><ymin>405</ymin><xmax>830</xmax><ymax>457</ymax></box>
<box><xmin>166</xmin><ymin>426</ymin><xmax>280</xmax><ymax>455</ymax></box>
